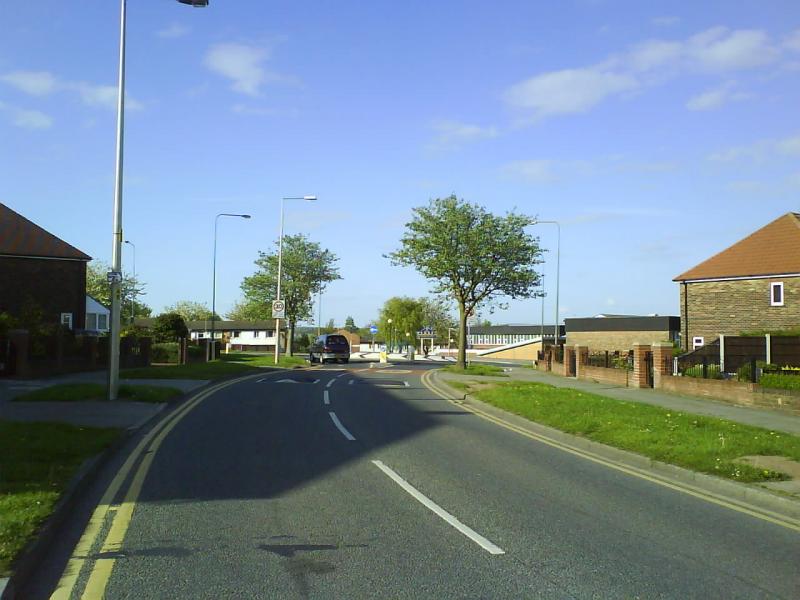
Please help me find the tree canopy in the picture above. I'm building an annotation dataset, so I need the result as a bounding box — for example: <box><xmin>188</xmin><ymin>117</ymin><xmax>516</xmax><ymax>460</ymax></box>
<box><xmin>153</xmin><ymin>312</ymin><xmax>188</xmax><ymax>343</ymax></box>
<box><xmin>163</xmin><ymin>300</ymin><xmax>217</xmax><ymax>322</ymax></box>
<box><xmin>240</xmin><ymin>234</ymin><xmax>341</xmax><ymax>354</ymax></box>
<box><xmin>86</xmin><ymin>261</ymin><xmax>151</xmax><ymax>319</ymax></box>
<box><xmin>389</xmin><ymin>196</ymin><xmax>542</xmax><ymax>367</ymax></box>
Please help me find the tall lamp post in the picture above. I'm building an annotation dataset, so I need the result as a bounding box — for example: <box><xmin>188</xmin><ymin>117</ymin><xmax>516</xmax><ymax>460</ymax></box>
<box><xmin>532</xmin><ymin>219</ymin><xmax>561</xmax><ymax>347</ymax></box>
<box><xmin>124</xmin><ymin>239</ymin><xmax>135</xmax><ymax>324</ymax></box>
<box><xmin>212</xmin><ymin>213</ymin><xmax>251</xmax><ymax>360</ymax></box>
<box><xmin>108</xmin><ymin>0</ymin><xmax>209</xmax><ymax>401</ymax></box>
<box><xmin>275</xmin><ymin>195</ymin><xmax>317</xmax><ymax>364</ymax></box>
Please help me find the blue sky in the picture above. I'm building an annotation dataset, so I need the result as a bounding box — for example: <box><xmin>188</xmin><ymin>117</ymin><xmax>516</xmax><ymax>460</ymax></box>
<box><xmin>2</xmin><ymin>1</ymin><xmax>799</xmax><ymax>328</ymax></box>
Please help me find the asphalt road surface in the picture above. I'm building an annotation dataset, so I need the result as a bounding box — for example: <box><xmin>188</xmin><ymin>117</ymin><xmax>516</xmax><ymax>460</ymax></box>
<box><xmin>27</xmin><ymin>362</ymin><xmax>800</xmax><ymax>599</ymax></box>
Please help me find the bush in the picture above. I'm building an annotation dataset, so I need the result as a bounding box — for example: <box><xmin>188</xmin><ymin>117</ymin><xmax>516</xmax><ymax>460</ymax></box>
<box><xmin>153</xmin><ymin>312</ymin><xmax>188</xmax><ymax>343</ymax></box>
<box><xmin>187</xmin><ymin>345</ymin><xmax>206</xmax><ymax>360</ymax></box>
<box><xmin>151</xmin><ymin>342</ymin><xmax>179</xmax><ymax>363</ymax></box>
<box><xmin>759</xmin><ymin>373</ymin><xmax>800</xmax><ymax>391</ymax></box>
<box><xmin>736</xmin><ymin>360</ymin><xmax>775</xmax><ymax>382</ymax></box>
<box><xmin>683</xmin><ymin>363</ymin><xmax>723</xmax><ymax>379</ymax></box>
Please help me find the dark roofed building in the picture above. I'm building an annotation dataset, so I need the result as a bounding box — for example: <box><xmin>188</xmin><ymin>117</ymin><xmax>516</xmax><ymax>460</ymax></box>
<box><xmin>674</xmin><ymin>213</ymin><xmax>800</xmax><ymax>350</ymax></box>
<box><xmin>0</xmin><ymin>202</ymin><xmax>91</xmax><ymax>329</ymax></box>
<box><xmin>565</xmin><ymin>315</ymin><xmax>680</xmax><ymax>352</ymax></box>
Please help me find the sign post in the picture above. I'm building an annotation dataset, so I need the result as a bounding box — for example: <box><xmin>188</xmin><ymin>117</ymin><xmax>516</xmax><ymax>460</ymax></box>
<box><xmin>369</xmin><ymin>324</ymin><xmax>378</xmax><ymax>350</ymax></box>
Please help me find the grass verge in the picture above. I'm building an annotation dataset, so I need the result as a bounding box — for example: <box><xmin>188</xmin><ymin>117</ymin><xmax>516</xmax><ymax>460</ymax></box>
<box><xmin>0</xmin><ymin>420</ymin><xmax>121</xmax><ymax>576</ymax></box>
<box><xmin>122</xmin><ymin>352</ymin><xmax>307</xmax><ymax>380</ymax></box>
<box><xmin>13</xmin><ymin>383</ymin><xmax>182</xmax><ymax>403</ymax></box>
<box><xmin>441</xmin><ymin>364</ymin><xmax>508</xmax><ymax>377</ymax></box>
<box><xmin>451</xmin><ymin>380</ymin><xmax>800</xmax><ymax>483</ymax></box>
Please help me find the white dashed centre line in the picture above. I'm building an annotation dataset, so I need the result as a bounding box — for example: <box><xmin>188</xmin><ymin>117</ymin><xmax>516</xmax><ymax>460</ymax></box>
<box><xmin>372</xmin><ymin>460</ymin><xmax>505</xmax><ymax>555</ymax></box>
<box><xmin>326</xmin><ymin>379</ymin><xmax>335</xmax><ymax>388</ymax></box>
<box><xmin>329</xmin><ymin>412</ymin><xmax>356</xmax><ymax>441</ymax></box>
<box><xmin>323</xmin><ymin>390</ymin><xmax>330</xmax><ymax>405</ymax></box>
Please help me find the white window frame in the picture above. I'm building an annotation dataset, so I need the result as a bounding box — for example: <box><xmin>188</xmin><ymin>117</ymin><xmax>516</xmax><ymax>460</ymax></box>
<box><xmin>98</xmin><ymin>313</ymin><xmax>108</xmax><ymax>330</ymax></box>
<box><xmin>692</xmin><ymin>336</ymin><xmax>704</xmax><ymax>350</ymax></box>
<box><xmin>770</xmin><ymin>282</ymin><xmax>784</xmax><ymax>306</ymax></box>
<box><xmin>86</xmin><ymin>312</ymin><xmax>98</xmax><ymax>330</ymax></box>
<box><xmin>61</xmin><ymin>313</ymin><xmax>73</xmax><ymax>329</ymax></box>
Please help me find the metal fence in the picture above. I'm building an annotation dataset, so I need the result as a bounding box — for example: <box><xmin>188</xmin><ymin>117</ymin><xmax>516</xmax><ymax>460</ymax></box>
<box><xmin>587</xmin><ymin>350</ymin><xmax>633</xmax><ymax>370</ymax></box>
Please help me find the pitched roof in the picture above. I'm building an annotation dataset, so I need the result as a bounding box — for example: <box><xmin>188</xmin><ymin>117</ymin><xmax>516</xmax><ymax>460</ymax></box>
<box><xmin>674</xmin><ymin>213</ymin><xmax>800</xmax><ymax>281</ymax></box>
<box><xmin>0</xmin><ymin>202</ymin><xmax>91</xmax><ymax>260</ymax></box>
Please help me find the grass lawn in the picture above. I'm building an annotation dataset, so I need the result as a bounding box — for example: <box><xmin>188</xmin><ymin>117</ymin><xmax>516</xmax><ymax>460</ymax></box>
<box><xmin>452</xmin><ymin>380</ymin><xmax>800</xmax><ymax>483</ymax></box>
<box><xmin>0</xmin><ymin>420</ymin><xmax>121</xmax><ymax>576</ymax></box>
<box><xmin>13</xmin><ymin>383</ymin><xmax>182</xmax><ymax>403</ymax></box>
<box><xmin>122</xmin><ymin>352</ymin><xmax>307</xmax><ymax>380</ymax></box>
<box><xmin>441</xmin><ymin>364</ymin><xmax>508</xmax><ymax>377</ymax></box>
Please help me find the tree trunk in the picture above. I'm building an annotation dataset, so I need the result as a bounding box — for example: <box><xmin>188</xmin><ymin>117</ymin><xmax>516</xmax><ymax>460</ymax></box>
<box><xmin>288</xmin><ymin>320</ymin><xmax>296</xmax><ymax>356</ymax></box>
<box><xmin>457</xmin><ymin>302</ymin><xmax>467</xmax><ymax>369</ymax></box>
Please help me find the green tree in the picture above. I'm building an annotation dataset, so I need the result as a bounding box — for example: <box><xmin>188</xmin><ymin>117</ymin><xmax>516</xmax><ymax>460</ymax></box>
<box><xmin>226</xmin><ymin>299</ymin><xmax>269</xmax><ymax>321</ymax></box>
<box><xmin>240</xmin><ymin>234</ymin><xmax>341</xmax><ymax>355</ymax></box>
<box><xmin>86</xmin><ymin>261</ymin><xmax>151</xmax><ymax>320</ymax></box>
<box><xmin>152</xmin><ymin>312</ymin><xmax>188</xmax><ymax>343</ymax></box>
<box><xmin>344</xmin><ymin>316</ymin><xmax>358</xmax><ymax>332</ymax></box>
<box><xmin>322</xmin><ymin>318</ymin><xmax>336</xmax><ymax>334</ymax></box>
<box><xmin>378</xmin><ymin>297</ymin><xmax>425</xmax><ymax>352</ymax></box>
<box><xmin>419</xmin><ymin>297</ymin><xmax>457</xmax><ymax>344</ymax></box>
<box><xmin>390</xmin><ymin>196</ymin><xmax>542</xmax><ymax>368</ymax></box>
<box><xmin>164</xmin><ymin>300</ymin><xmax>218</xmax><ymax>322</ymax></box>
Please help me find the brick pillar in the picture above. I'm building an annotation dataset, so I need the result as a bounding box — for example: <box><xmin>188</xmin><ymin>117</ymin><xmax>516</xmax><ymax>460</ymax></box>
<box><xmin>651</xmin><ymin>342</ymin><xmax>673</xmax><ymax>389</ymax></box>
<box><xmin>574</xmin><ymin>345</ymin><xmax>589</xmax><ymax>379</ymax></box>
<box><xmin>632</xmin><ymin>343</ymin><xmax>652</xmax><ymax>389</ymax></box>
<box><xmin>563</xmin><ymin>346</ymin><xmax>576</xmax><ymax>377</ymax></box>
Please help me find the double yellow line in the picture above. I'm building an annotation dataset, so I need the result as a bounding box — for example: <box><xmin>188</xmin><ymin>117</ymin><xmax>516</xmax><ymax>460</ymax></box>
<box><xmin>51</xmin><ymin>372</ymin><xmax>267</xmax><ymax>600</ymax></box>
<box><xmin>421</xmin><ymin>370</ymin><xmax>800</xmax><ymax>534</ymax></box>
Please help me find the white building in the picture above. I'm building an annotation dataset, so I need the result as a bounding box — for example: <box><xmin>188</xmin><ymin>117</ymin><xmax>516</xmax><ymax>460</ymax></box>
<box><xmin>187</xmin><ymin>320</ymin><xmax>283</xmax><ymax>352</ymax></box>
<box><xmin>85</xmin><ymin>295</ymin><xmax>110</xmax><ymax>333</ymax></box>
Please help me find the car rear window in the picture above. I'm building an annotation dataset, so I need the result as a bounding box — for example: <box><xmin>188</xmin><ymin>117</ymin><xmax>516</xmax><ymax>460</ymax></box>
<box><xmin>327</xmin><ymin>335</ymin><xmax>348</xmax><ymax>345</ymax></box>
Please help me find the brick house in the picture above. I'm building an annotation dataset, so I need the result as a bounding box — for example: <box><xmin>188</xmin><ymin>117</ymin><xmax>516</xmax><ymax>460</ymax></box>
<box><xmin>565</xmin><ymin>315</ymin><xmax>680</xmax><ymax>352</ymax></box>
<box><xmin>674</xmin><ymin>212</ymin><xmax>800</xmax><ymax>351</ymax></box>
<box><xmin>0</xmin><ymin>202</ymin><xmax>91</xmax><ymax>329</ymax></box>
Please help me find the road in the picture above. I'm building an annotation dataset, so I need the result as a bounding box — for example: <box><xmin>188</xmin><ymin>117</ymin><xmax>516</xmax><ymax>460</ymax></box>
<box><xmin>26</xmin><ymin>361</ymin><xmax>800</xmax><ymax>599</ymax></box>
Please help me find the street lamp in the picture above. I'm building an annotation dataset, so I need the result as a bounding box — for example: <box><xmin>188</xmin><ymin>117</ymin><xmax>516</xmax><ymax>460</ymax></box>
<box><xmin>275</xmin><ymin>195</ymin><xmax>317</xmax><ymax>364</ymax></box>
<box><xmin>532</xmin><ymin>219</ymin><xmax>560</xmax><ymax>348</ymax></box>
<box><xmin>212</xmin><ymin>213</ymin><xmax>251</xmax><ymax>360</ymax></box>
<box><xmin>108</xmin><ymin>0</ymin><xmax>209</xmax><ymax>401</ymax></box>
<box><xmin>387</xmin><ymin>318</ymin><xmax>393</xmax><ymax>354</ymax></box>
<box><xmin>124</xmin><ymin>240</ymin><xmax>135</xmax><ymax>324</ymax></box>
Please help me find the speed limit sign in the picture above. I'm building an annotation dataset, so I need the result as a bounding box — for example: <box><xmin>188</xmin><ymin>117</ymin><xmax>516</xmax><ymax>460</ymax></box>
<box><xmin>272</xmin><ymin>300</ymin><xmax>286</xmax><ymax>319</ymax></box>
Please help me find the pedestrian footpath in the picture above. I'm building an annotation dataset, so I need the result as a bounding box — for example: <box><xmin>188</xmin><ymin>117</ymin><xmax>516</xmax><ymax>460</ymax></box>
<box><xmin>470</xmin><ymin>363</ymin><xmax>800</xmax><ymax>436</ymax></box>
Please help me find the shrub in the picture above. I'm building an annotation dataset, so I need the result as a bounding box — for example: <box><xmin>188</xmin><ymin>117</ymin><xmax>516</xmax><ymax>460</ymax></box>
<box><xmin>736</xmin><ymin>361</ymin><xmax>775</xmax><ymax>382</ymax></box>
<box><xmin>683</xmin><ymin>363</ymin><xmax>723</xmax><ymax>379</ymax></box>
<box><xmin>151</xmin><ymin>342</ymin><xmax>179</xmax><ymax>363</ymax></box>
<box><xmin>187</xmin><ymin>344</ymin><xmax>206</xmax><ymax>360</ymax></box>
<box><xmin>759</xmin><ymin>373</ymin><xmax>800</xmax><ymax>391</ymax></box>
<box><xmin>152</xmin><ymin>312</ymin><xmax>188</xmax><ymax>343</ymax></box>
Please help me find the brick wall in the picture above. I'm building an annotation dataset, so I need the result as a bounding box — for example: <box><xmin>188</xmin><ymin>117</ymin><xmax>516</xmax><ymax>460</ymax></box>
<box><xmin>0</xmin><ymin>257</ymin><xmax>87</xmax><ymax>329</ymax></box>
<box><xmin>681</xmin><ymin>276</ymin><xmax>800</xmax><ymax>350</ymax></box>
<box><xmin>578</xmin><ymin>364</ymin><xmax>630</xmax><ymax>386</ymax></box>
<box><xmin>567</xmin><ymin>330</ymin><xmax>673</xmax><ymax>351</ymax></box>
<box><xmin>660</xmin><ymin>375</ymin><xmax>800</xmax><ymax>415</ymax></box>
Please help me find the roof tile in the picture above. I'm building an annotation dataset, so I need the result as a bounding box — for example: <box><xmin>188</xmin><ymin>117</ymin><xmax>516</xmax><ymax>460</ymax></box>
<box><xmin>0</xmin><ymin>202</ymin><xmax>91</xmax><ymax>260</ymax></box>
<box><xmin>674</xmin><ymin>213</ymin><xmax>800</xmax><ymax>281</ymax></box>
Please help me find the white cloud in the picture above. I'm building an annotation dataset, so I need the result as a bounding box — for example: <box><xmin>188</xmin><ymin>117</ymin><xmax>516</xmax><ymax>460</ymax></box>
<box><xmin>505</xmin><ymin>26</ymin><xmax>784</xmax><ymax>121</ymax></box>
<box><xmin>777</xmin><ymin>134</ymin><xmax>800</xmax><ymax>156</ymax></box>
<box><xmin>157</xmin><ymin>23</ymin><xmax>190</xmax><ymax>39</ymax></box>
<box><xmin>785</xmin><ymin>29</ymin><xmax>800</xmax><ymax>52</ymax></box>
<box><xmin>13</xmin><ymin>108</ymin><xmax>52</xmax><ymax>129</ymax></box>
<box><xmin>204</xmin><ymin>43</ymin><xmax>272</xmax><ymax>96</ymax></box>
<box><xmin>627</xmin><ymin>40</ymin><xmax>683</xmax><ymax>72</ymax></box>
<box><xmin>0</xmin><ymin>102</ymin><xmax>53</xmax><ymax>129</ymax></box>
<box><xmin>686</xmin><ymin>27</ymin><xmax>779</xmax><ymax>71</ymax></box>
<box><xmin>709</xmin><ymin>133</ymin><xmax>800</xmax><ymax>162</ymax></box>
<box><xmin>504</xmin><ymin>67</ymin><xmax>637</xmax><ymax>117</ymax></box>
<box><xmin>429</xmin><ymin>120</ymin><xmax>498</xmax><ymax>149</ymax></box>
<box><xmin>501</xmin><ymin>159</ymin><xmax>556</xmax><ymax>183</ymax></box>
<box><xmin>231</xmin><ymin>103</ymin><xmax>298</xmax><ymax>117</ymax></box>
<box><xmin>66</xmin><ymin>82</ymin><xmax>143</xmax><ymax>111</ymax></box>
<box><xmin>0</xmin><ymin>70</ymin><xmax>57</xmax><ymax>95</ymax></box>
<box><xmin>686</xmin><ymin>81</ymin><xmax>748</xmax><ymax>111</ymax></box>
<box><xmin>652</xmin><ymin>16</ymin><xmax>679</xmax><ymax>27</ymax></box>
